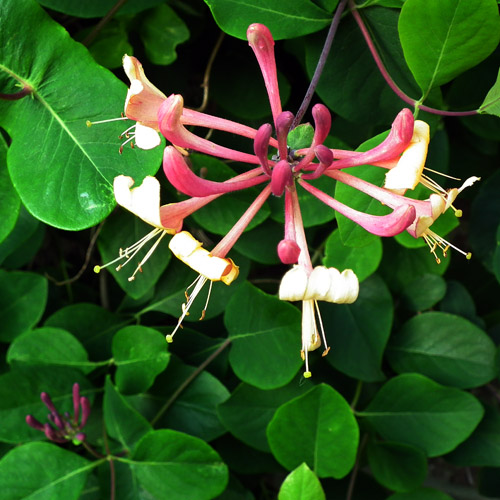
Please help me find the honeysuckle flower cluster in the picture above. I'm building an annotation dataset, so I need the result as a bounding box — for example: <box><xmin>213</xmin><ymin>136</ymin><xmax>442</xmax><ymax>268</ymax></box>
<box><xmin>96</xmin><ymin>24</ymin><xmax>478</xmax><ymax>376</ymax></box>
<box><xmin>26</xmin><ymin>383</ymin><xmax>90</xmax><ymax>445</ymax></box>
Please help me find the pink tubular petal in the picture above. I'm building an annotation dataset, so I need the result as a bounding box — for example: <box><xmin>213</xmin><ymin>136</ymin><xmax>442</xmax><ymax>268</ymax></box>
<box><xmin>271</xmin><ymin>159</ymin><xmax>293</xmax><ymax>196</ymax></box>
<box><xmin>247</xmin><ymin>24</ymin><xmax>282</xmax><ymax>122</ymax></box>
<box><xmin>158</xmin><ymin>95</ymin><xmax>261</xmax><ymax>164</ymax></box>
<box><xmin>254</xmin><ymin>123</ymin><xmax>273</xmax><ymax>176</ymax></box>
<box><xmin>275</xmin><ymin>111</ymin><xmax>294</xmax><ymax>161</ymax></box>
<box><xmin>163</xmin><ymin>146</ymin><xmax>268</xmax><ymax>197</ymax></box>
<box><xmin>299</xmin><ymin>179</ymin><xmax>416</xmax><ymax>237</ymax></box>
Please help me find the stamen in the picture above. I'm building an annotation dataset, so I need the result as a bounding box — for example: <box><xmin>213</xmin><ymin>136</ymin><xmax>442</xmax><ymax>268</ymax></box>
<box><xmin>86</xmin><ymin>116</ymin><xmax>129</xmax><ymax>127</ymax></box>
<box><xmin>314</xmin><ymin>300</ymin><xmax>330</xmax><ymax>357</ymax></box>
<box><xmin>166</xmin><ymin>275</ymin><xmax>209</xmax><ymax>343</ymax></box>
<box><xmin>127</xmin><ymin>230</ymin><xmax>168</xmax><ymax>281</ymax></box>
<box><xmin>422</xmin><ymin>229</ymin><xmax>472</xmax><ymax>264</ymax></box>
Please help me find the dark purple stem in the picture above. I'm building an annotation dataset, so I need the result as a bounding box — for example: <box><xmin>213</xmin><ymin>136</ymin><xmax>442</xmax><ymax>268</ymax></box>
<box><xmin>292</xmin><ymin>0</ymin><xmax>349</xmax><ymax>129</ymax></box>
<box><xmin>0</xmin><ymin>86</ymin><xmax>32</xmax><ymax>101</ymax></box>
<box><xmin>349</xmin><ymin>1</ymin><xmax>477</xmax><ymax>117</ymax></box>
<box><xmin>72</xmin><ymin>384</ymin><xmax>80</xmax><ymax>424</ymax></box>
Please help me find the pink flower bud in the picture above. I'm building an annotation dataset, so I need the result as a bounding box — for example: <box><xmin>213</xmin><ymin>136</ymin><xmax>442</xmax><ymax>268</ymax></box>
<box><xmin>271</xmin><ymin>160</ymin><xmax>292</xmax><ymax>197</ymax></box>
<box><xmin>278</xmin><ymin>239</ymin><xmax>301</xmax><ymax>264</ymax></box>
<box><xmin>254</xmin><ymin>123</ymin><xmax>273</xmax><ymax>176</ymax></box>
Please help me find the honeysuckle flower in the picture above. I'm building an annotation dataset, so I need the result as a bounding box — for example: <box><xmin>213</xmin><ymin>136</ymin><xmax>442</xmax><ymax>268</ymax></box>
<box><xmin>26</xmin><ymin>383</ymin><xmax>90</xmax><ymax>445</ymax></box>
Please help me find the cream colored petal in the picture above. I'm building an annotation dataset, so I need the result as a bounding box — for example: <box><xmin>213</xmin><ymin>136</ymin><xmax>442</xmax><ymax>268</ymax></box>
<box><xmin>114</xmin><ymin>175</ymin><xmax>164</xmax><ymax>229</ymax></box>
<box><xmin>279</xmin><ymin>265</ymin><xmax>308</xmax><ymax>301</ymax></box>
<box><xmin>324</xmin><ymin>268</ymin><xmax>342</xmax><ymax>303</ymax></box>
<box><xmin>338</xmin><ymin>269</ymin><xmax>359</xmax><ymax>304</ymax></box>
<box><xmin>303</xmin><ymin>266</ymin><xmax>331</xmax><ymax>301</ymax></box>
<box><xmin>168</xmin><ymin>231</ymin><xmax>202</xmax><ymax>259</ymax></box>
<box><xmin>302</xmin><ymin>300</ymin><xmax>321</xmax><ymax>352</ymax></box>
<box><xmin>134</xmin><ymin>123</ymin><xmax>161</xmax><ymax>150</ymax></box>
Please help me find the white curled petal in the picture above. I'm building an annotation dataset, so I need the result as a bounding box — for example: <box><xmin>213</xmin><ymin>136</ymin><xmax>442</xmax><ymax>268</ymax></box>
<box><xmin>134</xmin><ymin>123</ymin><xmax>161</xmax><ymax>150</ymax></box>
<box><xmin>304</xmin><ymin>266</ymin><xmax>331</xmax><ymax>301</ymax></box>
<box><xmin>338</xmin><ymin>269</ymin><xmax>359</xmax><ymax>304</ymax></box>
<box><xmin>184</xmin><ymin>250</ymin><xmax>230</xmax><ymax>281</ymax></box>
<box><xmin>113</xmin><ymin>175</ymin><xmax>163</xmax><ymax>228</ymax></box>
<box><xmin>324</xmin><ymin>268</ymin><xmax>342</xmax><ymax>303</ymax></box>
<box><xmin>168</xmin><ymin>231</ymin><xmax>202</xmax><ymax>258</ymax></box>
<box><xmin>302</xmin><ymin>300</ymin><xmax>320</xmax><ymax>352</ymax></box>
<box><xmin>279</xmin><ymin>265</ymin><xmax>308</xmax><ymax>301</ymax></box>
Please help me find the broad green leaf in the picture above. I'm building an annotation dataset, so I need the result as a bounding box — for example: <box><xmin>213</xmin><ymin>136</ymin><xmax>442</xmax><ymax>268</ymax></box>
<box><xmin>400</xmin><ymin>273</ymin><xmax>446</xmax><ymax>311</ymax></box>
<box><xmin>97</xmin><ymin>208</ymin><xmax>171</xmax><ymax>300</ymax></box>
<box><xmin>225</xmin><ymin>282</ymin><xmax>302</xmax><ymax>389</ymax></box>
<box><xmin>233</xmin><ymin>219</ymin><xmax>281</xmax><ymax>265</ymax></box>
<box><xmin>387</xmin><ymin>312</ymin><xmax>496</xmax><ymax>388</ymax></box>
<box><xmin>140</xmin><ymin>250</ymin><xmax>250</xmax><ymax>322</ymax></box>
<box><xmin>324</xmin><ymin>229</ymin><xmax>382</xmax><ymax>281</ymax></box>
<box><xmin>45</xmin><ymin>303</ymin><xmax>128</xmax><ymax>360</ymax></box>
<box><xmin>360</xmin><ymin>373</ymin><xmax>484</xmax><ymax>456</ymax></box>
<box><xmin>278</xmin><ymin>463</ymin><xmax>326</xmax><ymax>500</ymax></box>
<box><xmin>188</xmin><ymin>154</ymin><xmax>270</xmax><ymax>235</ymax></box>
<box><xmin>0</xmin><ymin>270</ymin><xmax>47</xmax><ymax>342</ymax></box>
<box><xmin>267</xmin><ymin>384</ymin><xmax>359</xmax><ymax>478</ymax></box>
<box><xmin>0</xmin><ymin>366</ymin><xmax>92</xmax><ymax>443</ymax></box>
<box><xmin>387</xmin><ymin>489</ymin><xmax>454</xmax><ymax>500</ymax></box>
<box><xmin>398</xmin><ymin>0</ymin><xmax>500</xmax><ymax>94</ymax></box>
<box><xmin>217</xmin><ymin>380</ymin><xmax>311</xmax><ymax>452</ymax></box>
<box><xmin>204</xmin><ymin>0</ymin><xmax>331</xmax><ymax>40</ymax></box>
<box><xmin>323</xmin><ymin>274</ymin><xmax>393</xmax><ymax>382</ymax></box>
<box><xmin>0</xmin><ymin>206</ymin><xmax>43</xmax><ymax>267</ymax></box>
<box><xmin>37</xmin><ymin>0</ymin><xmax>166</xmax><ymax>17</ymax></box>
<box><xmin>439</xmin><ymin>280</ymin><xmax>480</xmax><ymax>325</ymax></box>
<box><xmin>103</xmin><ymin>377</ymin><xmax>151</xmax><ymax>453</ymax></box>
<box><xmin>0</xmin><ymin>134</ymin><xmax>19</xmax><ymax>244</ymax></box>
<box><xmin>367</xmin><ymin>441</ymin><xmax>427</xmax><ymax>493</ymax></box>
<box><xmin>217</xmin><ymin>475</ymin><xmax>255</xmax><ymax>500</ymax></box>
<box><xmin>139</xmin><ymin>355</ymin><xmax>229</xmax><ymax>442</ymax></box>
<box><xmin>447</xmin><ymin>405</ymin><xmax>500</xmax><ymax>467</ymax></box>
<box><xmin>0</xmin><ymin>442</ymin><xmax>92</xmax><ymax>500</ymax></box>
<box><xmin>0</xmin><ymin>0</ymin><xmax>162</xmax><ymax>230</ymax></box>
<box><xmin>113</xmin><ymin>325</ymin><xmax>169</xmax><ymax>395</ymax></box>
<box><xmin>480</xmin><ymin>67</ymin><xmax>500</xmax><ymax>116</ymax></box>
<box><xmin>128</xmin><ymin>429</ymin><xmax>228</xmax><ymax>500</ymax></box>
<box><xmin>7</xmin><ymin>327</ymin><xmax>93</xmax><ymax>374</ymax></box>
<box><xmin>141</xmin><ymin>4</ymin><xmax>190</xmax><ymax>65</ymax></box>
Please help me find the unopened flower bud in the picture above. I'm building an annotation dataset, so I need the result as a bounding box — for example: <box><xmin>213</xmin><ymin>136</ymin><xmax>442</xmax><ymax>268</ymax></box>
<box><xmin>277</xmin><ymin>239</ymin><xmax>301</xmax><ymax>264</ymax></box>
<box><xmin>271</xmin><ymin>160</ymin><xmax>292</xmax><ymax>196</ymax></box>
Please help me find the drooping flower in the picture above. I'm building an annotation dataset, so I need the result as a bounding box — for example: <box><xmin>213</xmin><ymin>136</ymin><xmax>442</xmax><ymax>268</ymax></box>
<box><xmin>26</xmin><ymin>383</ymin><xmax>90</xmax><ymax>445</ymax></box>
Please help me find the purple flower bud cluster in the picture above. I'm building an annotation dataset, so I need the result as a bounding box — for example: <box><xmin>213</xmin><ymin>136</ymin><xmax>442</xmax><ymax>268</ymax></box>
<box><xmin>26</xmin><ymin>383</ymin><xmax>90</xmax><ymax>445</ymax></box>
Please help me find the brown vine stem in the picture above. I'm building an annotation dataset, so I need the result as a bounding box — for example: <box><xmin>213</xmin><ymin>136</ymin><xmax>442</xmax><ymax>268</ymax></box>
<box><xmin>346</xmin><ymin>433</ymin><xmax>368</xmax><ymax>500</ymax></box>
<box><xmin>349</xmin><ymin>0</ymin><xmax>477</xmax><ymax>117</ymax></box>
<box><xmin>82</xmin><ymin>0</ymin><xmax>130</xmax><ymax>47</ymax></box>
<box><xmin>150</xmin><ymin>338</ymin><xmax>232</xmax><ymax>426</ymax></box>
<box><xmin>196</xmin><ymin>31</ymin><xmax>225</xmax><ymax>113</ymax></box>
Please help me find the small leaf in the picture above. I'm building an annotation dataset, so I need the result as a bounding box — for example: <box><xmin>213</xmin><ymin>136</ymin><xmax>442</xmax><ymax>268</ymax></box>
<box><xmin>398</xmin><ymin>0</ymin><xmax>500</xmax><ymax>93</ymax></box>
<box><xmin>113</xmin><ymin>325</ymin><xmax>170</xmax><ymax>395</ymax></box>
<box><xmin>387</xmin><ymin>312</ymin><xmax>496</xmax><ymax>388</ymax></box>
<box><xmin>128</xmin><ymin>429</ymin><xmax>228</xmax><ymax>500</ymax></box>
<box><xmin>103</xmin><ymin>377</ymin><xmax>151</xmax><ymax>453</ymax></box>
<box><xmin>140</xmin><ymin>4</ymin><xmax>190</xmax><ymax>65</ymax></box>
<box><xmin>204</xmin><ymin>0</ymin><xmax>330</xmax><ymax>40</ymax></box>
<box><xmin>0</xmin><ymin>442</ymin><xmax>92</xmax><ymax>500</ymax></box>
<box><xmin>360</xmin><ymin>373</ymin><xmax>484</xmax><ymax>456</ymax></box>
<box><xmin>367</xmin><ymin>440</ymin><xmax>427</xmax><ymax>493</ymax></box>
<box><xmin>267</xmin><ymin>384</ymin><xmax>359</xmax><ymax>478</ymax></box>
<box><xmin>225</xmin><ymin>282</ymin><xmax>302</xmax><ymax>389</ymax></box>
<box><xmin>0</xmin><ymin>270</ymin><xmax>47</xmax><ymax>342</ymax></box>
<box><xmin>480</xmin><ymin>67</ymin><xmax>500</xmax><ymax>116</ymax></box>
<box><xmin>324</xmin><ymin>229</ymin><xmax>382</xmax><ymax>282</ymax></box>
<box><xmin>0</xmin><ymin>135</ymin><xmax>19</xmax><ymax>244</ymax></box>
<box><xmin>278</xmin><ymin>463</ymin><xmax>326</xmax><ymax>500</ymax></box>
<box><xmin>7</xmin><ymin>327</ymin><xmax>92</xmax><ymax>374</ymax></box>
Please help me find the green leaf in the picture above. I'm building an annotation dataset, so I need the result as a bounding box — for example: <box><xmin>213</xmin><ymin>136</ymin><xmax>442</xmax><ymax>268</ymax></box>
<box><xmin>480</xmin><ymin>67</ymin><xmax>500</xmax><ymax>116</ymax></box>
<box><xmin>447</xmin><ymin>405</ymin><xmax>500</xmax><ymax>466</ymax></box>
<box><xmin>45</xmin><ymin>303</ymin><xmax>128</xmax><ymax>361</ymax></box>
<box><xmin>7</xmin><ymin>327</ymin><xmax>92</xmax><ymax>373</ymax></box>
<box><xmin>267</xmin><ymin>384</ymin><xmax>359</xmax><ymax>478</ymax></box>
<box><xmin>386</xmin><ymin>489</ymin><xmax>454</xmax><ymax>500</ymax></box>
<box><xmin>97</xmin><ymin>208</ymin><xmax>171</xmax><ymax>300</ymax></box>
<box><xmin>233</xmin><ymin>219</ymin><xmax>281</xmax><ymax>265</ymax></box>
<box><xmin>288</xmin><ymin>124</ymin><xmax>315</xmax><ymax>149</ymax></box>
<box><xmin>128</xmin><ymin>429</ymin><xmax>228</xmax><ymax>500</ymax></box>
<box><xmin>204</xmin><ymin>0</ymin><xmax>331</xmax><ymax>40</ymax></box>
<box><xmin>398</xmin><ymin>0</ymin><xmax>500</xmax><ymax>94</ymax></box>
<box><xmin>140</xmin><ymin>4</ymin><xmax>190</xmax><ymax>66</ymax></box>
<box><xmin>0</xmin><ymin>0</ymin><xmax>162</xmax><ymax>229</ymax></box>
<box><xmin>0</xmin><ymin>270</ymin><xmax>47</xmax><ymax>342</ymax></box>
<box><xmin>360</xmin><ymin>373</ymin><xmax>484</xmax><ymax>456</ymax></box>
<box><xmin>400</xmin><ymin>273</ymin><xmax>447</xmax><ymax>311</ymax></box>
<box><xmin>37</xmin><ymin>0</ymin><xmax>166</xmax><ymax>17</ymax></box>
<box><xmin>113</xmin><ymin>326</ymin><xmax>169</xmax><ymax>395</ymax></box>
<box><xmin>0</xmin><ymin>442</ymin><xmax>92</xmax><ymax>500</ymax></box>
<box><xmin>103</xmin><ymin>377</ymin><xmax>152</xmax><ymax>453</ymax></box>
<box><xmin>387</xmin><ymin>312</ymin><xmax>496</xmax><ymax>388</ymax></box>
<box><xmin>225</xmin><ymin>282</ymin><xmax>302</xmax><ymax>389</ymax></box>
<box><xmin>278</xmin><ymin>463</ymin><xmax>326</xmax><ymax>500</ymax></box>
<box><xmin>0</xmin><ymin>135</ymin><xmax>19</xmax><ymax>244</ymax></box>
<box><xmin>367</xmin><ymin>440</ymin><xmax>427</xmax><ymax>493</ymax></box>
<box><xmin>439</xmin><ymin>280</ymin><xmax>480</xmax><ymax>325</ymax></box>
<box><xmin>494</xmin><ymin>224</ymin><xmax>500</xmax><ymax>283</ymax></box>
<box><xmin>188</xmin><ymin>154</ymin><xmax>270</xmax><ymax>235</ymax></box>
<box><xmin>0</xmin><ymin>366</ymin><xmax>91</xmax><ymax>443</ymax></box>
<box><xmin>324</xmin><ymin>229</ymin><xmax>382</xmax><ymax>282</ymax></box>
<box><xmin>217</xmin><ymin>380</ymin><xmax>311</xmax><ymax>452</ymax></box>
<box><xmin>323</xmin><ymin>274</ymin><xmax>393</xmax><ymax>382</ymax></box>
